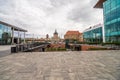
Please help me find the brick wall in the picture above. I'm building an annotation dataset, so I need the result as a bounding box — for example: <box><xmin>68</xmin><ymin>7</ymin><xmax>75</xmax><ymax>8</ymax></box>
<box><xmin>81</xmin><ymin>45</ymin><xmax>103</xmax><ymax>51</ymax></box>
<box><xmin>50</xmin><ymin>43</ymin><xmax>65</xmax><ymax>48</ymax></box>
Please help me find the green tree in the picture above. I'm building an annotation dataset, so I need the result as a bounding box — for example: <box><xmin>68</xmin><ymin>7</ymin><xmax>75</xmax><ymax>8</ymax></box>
<box><xmin>2</xmin><ymin>32</ymin><xmax>10</xmax><ymax>45</ymax></box>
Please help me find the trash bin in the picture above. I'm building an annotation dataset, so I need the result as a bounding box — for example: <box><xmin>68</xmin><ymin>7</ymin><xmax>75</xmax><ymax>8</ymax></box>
<box><xmin>11</xmin><ymin>46</ymin><xmax>18</xmax><ymax>53</ymax></box>
<box><xmin>42</xmin><ymin>48</ymin><xmax>45</xmax><ymax>52</ymax></box>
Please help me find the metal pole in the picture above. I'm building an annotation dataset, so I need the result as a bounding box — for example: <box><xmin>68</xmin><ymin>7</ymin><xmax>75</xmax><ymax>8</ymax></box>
<box><xmin>18</xmin><ymin>30</ymin><xmax>20</xmax><ymax>44</ymax></box>
<box><xmin>11</xmin><ymin>28</ymin><xmax>14</xmax><ymax>45</ymax></box>
<box><xmin>102</xmin><ymin>25</ymin><xmax>105</xmax><ymax>43</ymax></box>
<box><xmin>24</xmin><ymin>32</ymin><xmax>26</xmax><ymax>44</ymax></box>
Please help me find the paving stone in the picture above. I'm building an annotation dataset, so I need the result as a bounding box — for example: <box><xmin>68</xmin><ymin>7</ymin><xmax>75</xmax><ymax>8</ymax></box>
<box><xmin>0</xmin><ymin>51</ymin><xmax>120</xmax><ymax>80</ymax></box>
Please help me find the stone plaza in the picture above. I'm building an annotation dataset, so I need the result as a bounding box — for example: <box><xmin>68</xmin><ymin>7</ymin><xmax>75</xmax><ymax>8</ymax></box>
<box><xmin>0</xmin><ymin>51</ymin><xmax>120</xmax><ymax>80</ymax></box>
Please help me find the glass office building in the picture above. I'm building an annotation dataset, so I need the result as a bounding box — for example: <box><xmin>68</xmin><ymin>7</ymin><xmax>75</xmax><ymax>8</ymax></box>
<box><xmin>0</xmin><ymin>21</ymin><xmax>27</xmax><ymax>45</ymax></box>
<box><xmin>83</xmin><ymin>25</ymin><xmax>103</xmax><ymax>43</ymax></box>
<box><xmin>94</xmin><ymin>0</ymin><xmax>120</xmax><ymax>43</ymax></box>
<box><xmin>0</xmin><ymin>24</ymin><xmax>11</xmax><ymax>45</ymax></box>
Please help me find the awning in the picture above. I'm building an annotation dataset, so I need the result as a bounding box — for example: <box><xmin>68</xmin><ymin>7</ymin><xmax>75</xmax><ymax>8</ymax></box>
<box><xmin>94</xmin><ymin>0</ymin><xmax>106</xmax><ymax>8</ymax></box>
<box><xmin>0</xmin><ymin>21</ymin><xmax>27</xmax><ymax>32</ymax></box>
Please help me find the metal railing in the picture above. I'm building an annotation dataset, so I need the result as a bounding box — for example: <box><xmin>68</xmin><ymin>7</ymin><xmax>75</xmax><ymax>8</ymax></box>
<box><xmin>11</xmin><ymin>42</ymin><xmax>50</xmax><ymax>53</ymax></box>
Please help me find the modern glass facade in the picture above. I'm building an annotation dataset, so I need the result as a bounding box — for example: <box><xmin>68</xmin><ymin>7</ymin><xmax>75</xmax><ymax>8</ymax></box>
<box><xmin>83</xmin><ymin>26</ymin><xmax>103</xmax><ymax>43</ymax></box>
<box><xmin>0</xmin><ymin>24</ymin><xmax>11</xmax><ymax>45</ymax></box>
<box><xmin>0</xmin><ymin>22</ymin><xmax>27</xmax><ymax>45</ymax></box>
<box><xmin>103</xmin><ymin>0</ymin><xmax>120</xmax><ymax>42</ymax></box>
<box><xmin>14</xmin><ymin>31</ymin><xmax>24</xmax><ymax>39</ymax></box>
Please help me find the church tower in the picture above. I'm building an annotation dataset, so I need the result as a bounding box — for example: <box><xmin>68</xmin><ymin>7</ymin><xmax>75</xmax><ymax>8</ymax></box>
<box><xmin>53</xmin><ymin>29</ymin><xmax>58</xmax><ymax>39</ymax></box>
<box><xmin>52</xmin><ymin>29</ymin><xmax>60</xmax><ymax>43</ymax></box>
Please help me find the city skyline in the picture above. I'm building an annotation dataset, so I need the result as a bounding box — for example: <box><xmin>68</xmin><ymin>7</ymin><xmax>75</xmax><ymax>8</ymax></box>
<box><xmin>0</xmin><ymin>0</ymin><xmax>103</xmax><ymax>37</ymax></box>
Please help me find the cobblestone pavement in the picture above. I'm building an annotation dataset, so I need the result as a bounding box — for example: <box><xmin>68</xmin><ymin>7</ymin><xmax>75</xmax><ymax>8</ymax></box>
<box><xmin>0</xmin><ymin>50</ymin><xmax>120</xmax><ymax>80</ymax></box>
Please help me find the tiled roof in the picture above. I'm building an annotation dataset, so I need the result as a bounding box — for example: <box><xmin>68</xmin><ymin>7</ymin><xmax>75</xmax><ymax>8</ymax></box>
<box><xmin>65</xmin><ymin>31</ymin><xmax>81</xmax><ymax>35</ymax></box>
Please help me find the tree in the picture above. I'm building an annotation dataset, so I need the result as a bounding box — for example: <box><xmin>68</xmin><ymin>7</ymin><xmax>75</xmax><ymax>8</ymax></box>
<box><xmin>2</xmin><ymin>32</ymin><xmax>10</xmax><ymax>45</ymax></box>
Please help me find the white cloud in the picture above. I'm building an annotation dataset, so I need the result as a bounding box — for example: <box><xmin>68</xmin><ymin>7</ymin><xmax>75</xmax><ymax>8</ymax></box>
<box><xmin>0</xmin><ymin>0</ymin><xmax>103</xmax><ymax>38</ymax></box>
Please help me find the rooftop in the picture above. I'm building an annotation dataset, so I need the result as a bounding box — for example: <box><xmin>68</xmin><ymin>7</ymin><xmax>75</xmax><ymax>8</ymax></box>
<box><xmin>65</xmin><ymin>31</ymin><xmax>81</xmax><ymax>35</ymax></box>
<box><xmin>94</xmin><ymin>0</ymin><xmax>106</xmax><ymax>8</ymax></box>
<box><xmin>0</xmin><ymin>21</ymin><xmax>27</xmax><ymax>32</ymax></box>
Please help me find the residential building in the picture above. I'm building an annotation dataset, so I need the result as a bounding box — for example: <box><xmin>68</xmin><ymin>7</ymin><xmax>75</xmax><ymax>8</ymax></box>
<box><xmin>26</xmin><ymin>38</ymin><xmax>47</xmax><ymax>43</ymax></box>
<box><xmin>79</xmin><ymin>33</ymin><xmax>83</xmax><ymax>42</ymax></box>
<box><xmin>0</xmin><ymin>21</ymin><xmax>27</xmax><ymax>45</ymax></box>
<box><xmin>94</xmin><ymin>0</ymin><xmax>120</xmax><ymax>43</ymax></box>
<box><xmin>64</xmin><ymin>31</ymin><xmax>83</xmax><ymax>42</ymax></box>
<box><xmin>83</xmin><ymin>24</ymin><xmax>103</xmax><ymax>43</ymax></box>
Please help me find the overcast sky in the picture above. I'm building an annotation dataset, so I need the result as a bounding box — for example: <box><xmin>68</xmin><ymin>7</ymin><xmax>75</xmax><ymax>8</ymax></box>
<box><xmin>0</xmin><ymin>0</ymin><xmax>103</xmax><ymax>38</ymax></box>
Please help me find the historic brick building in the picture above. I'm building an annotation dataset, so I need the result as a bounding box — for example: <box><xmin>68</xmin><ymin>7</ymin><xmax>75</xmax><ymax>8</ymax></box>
<box><xmin>64</xmin><ymin>31</ymin><xmax>83</xmax><ymax>42</ymax></box>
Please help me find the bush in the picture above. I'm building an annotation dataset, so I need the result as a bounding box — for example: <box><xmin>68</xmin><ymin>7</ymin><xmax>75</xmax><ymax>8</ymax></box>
<box><xmin>102</xmin><ymin>42</ymin><xmax>120</xmax><ymax>46</ymax></box>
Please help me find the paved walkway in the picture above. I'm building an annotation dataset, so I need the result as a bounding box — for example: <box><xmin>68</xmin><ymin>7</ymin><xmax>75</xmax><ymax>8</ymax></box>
<box><xmin>0</xmin><ymin>51</ymin><xmax>120</xmax><ymax>80</ymax></box>
<box><xmin>0</xmin><ymin>45</ymin><xmax>12</xmax><ymax>51</ymax></box>
<box><xmin>0</xmin><ymin>45</ymin><xmax>12</xmax><ymax>57</ymax></box>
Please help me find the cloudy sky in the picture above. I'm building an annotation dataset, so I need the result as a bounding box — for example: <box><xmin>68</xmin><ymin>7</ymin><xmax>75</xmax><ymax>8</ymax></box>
<box><xmin>0</xmin><ymin>0</ymin><xmax>103</xmax><ymax>38</ymax></box>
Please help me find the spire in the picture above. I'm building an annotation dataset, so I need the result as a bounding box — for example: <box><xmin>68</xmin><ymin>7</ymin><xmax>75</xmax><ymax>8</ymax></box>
<box><xmin>54</xmin><ymin>29</ymin><xmax>58</xmax><ymax>34</ymax></box>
